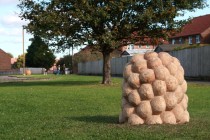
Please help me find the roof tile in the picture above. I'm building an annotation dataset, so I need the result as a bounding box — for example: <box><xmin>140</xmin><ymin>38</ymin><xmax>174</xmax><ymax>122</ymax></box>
<box><xmin>172</xmin><ymin>14</ymin><xmax>210</xmax><ymax>38</ymax></box>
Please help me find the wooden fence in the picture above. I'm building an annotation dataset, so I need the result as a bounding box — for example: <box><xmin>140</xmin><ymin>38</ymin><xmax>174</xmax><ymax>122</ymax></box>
<box><xmin>78</xmin><ymin>46</ymin><xmax>210</xmax><ymax>79</ymax></box>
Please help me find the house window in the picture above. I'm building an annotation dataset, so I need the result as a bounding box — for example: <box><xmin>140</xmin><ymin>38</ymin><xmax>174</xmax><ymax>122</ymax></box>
<box><xmin>146</xmin><ymin>45</ymin><xmax>150</xmax><ymax>48</ymax></box>
<box><xmin>196</xmin><ymin>35</ymin><xmax>200</xmax><ymax>44</ymax></box>
<box><xmin>172</xmin><ymin>39</ymin><xmax>175</xmax><ymax>44</ymax></box>
<box><xmin>138</xmin><ymin>45</ymin><xmax>142</xmax><ymax>48</ymax></box>
<box><xmin>179</xmin><ymin>38</ymin><xmax>182</xmax><ymax>44</ymax></box>
<box><xmin>188</xmin><ymin>36</ymin><xmax>192</xmax><ymax>44</ymax></box>
<box><xmin>128</xmin><ymin>44</ymin><xmax>134</xmax><ymax>50</ymax></box>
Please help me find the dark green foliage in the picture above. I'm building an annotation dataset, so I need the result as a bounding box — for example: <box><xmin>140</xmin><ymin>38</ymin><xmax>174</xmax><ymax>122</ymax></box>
<box><xmin>56</xmin><ymin>55</ymin><xmax>72</xmax><ymax>70</ymax></box>
<box><xmin>12</xmin><ymin>54</ymin><xmax>24</xmax><ymax>69</ymax></box>
<box><xmin>18</xmin><ymin>0</ymin><xmax>207</xmax><ymax>48</ymax></box>
<box><xmin>26</xmin><ymin>36</ymin><xmax>55</xmax><ymax>70</ymax></box>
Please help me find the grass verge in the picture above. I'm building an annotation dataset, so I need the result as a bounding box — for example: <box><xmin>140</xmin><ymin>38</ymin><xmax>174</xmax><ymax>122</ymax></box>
<box><xmin>0</xmin><ymin>74</ymin><xmax>209</xmax><ymax>139</ymax></box>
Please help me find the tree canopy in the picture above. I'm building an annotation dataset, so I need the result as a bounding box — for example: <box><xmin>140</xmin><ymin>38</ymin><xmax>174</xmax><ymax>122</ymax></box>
<box><xmin>26</xmin><ymin>35</ymin><xmax>56</xmax><ymax>70</ymax></box>
<box><xmin>18</xmin><ymin>0</ymin><xmax>207</xmax><ymax>84</ymax></box>
<box><xmin>12</xmin><ymin>54</ymin><xmax>24</xmax><ymax>69</ymax></box>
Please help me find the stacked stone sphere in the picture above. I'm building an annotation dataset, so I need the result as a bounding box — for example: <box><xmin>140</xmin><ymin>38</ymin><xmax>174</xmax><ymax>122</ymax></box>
<box><xmin>119</xmin><ymin>52</ymin><xmax>189</xmax><ymax>125</ymax></box>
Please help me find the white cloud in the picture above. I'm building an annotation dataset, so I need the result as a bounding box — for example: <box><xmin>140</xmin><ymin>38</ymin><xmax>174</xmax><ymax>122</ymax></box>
<box><xmin>0</xmin><ymin>14</ymin><xmax>27</xmax><ymax>28</ymax></box>
<box><xmin>0</xmin><ymin>27</ymin><xmax>22</xmax><ymax>36</ymax></box>
<box><xmin>0</xmin><ymin>0</ymin><xmax>18</xmax><ymax>5</ymax></box>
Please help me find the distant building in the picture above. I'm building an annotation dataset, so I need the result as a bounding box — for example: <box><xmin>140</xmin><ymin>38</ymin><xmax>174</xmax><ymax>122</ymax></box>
<box><xmin>0</xmin><ymin>49</ymin><xmax>12</xmax><ymax>71</ymax></box>
<box><xmin>121</xmin><ymin>49</ymin><xmax>154</xmax><ymax>56</ymax></box>
<box><xmin>119</xmin><ymin>37</ymin><xmax>168</xmax><ymax>56</ymax></box>
<box><xmin>11</xmin><ymin>58</ymin><xmax>17</xmax><ymax>65</ymax></box>
<box><xmin>169</xmin><ymin>14</ymin><xmax>210</xmax><ymax>45</ymax></box>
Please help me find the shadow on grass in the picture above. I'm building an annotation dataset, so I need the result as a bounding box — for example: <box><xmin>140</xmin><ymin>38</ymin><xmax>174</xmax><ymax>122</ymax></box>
<box><xmin>0</xmin><ymin>80</ymin><xmax>100</xmax><ymax>87</ymax></box>
<box><xmin>69</xmin><ymin>115</ymin><xmax>119</xmax><ymax>124</ymax></box>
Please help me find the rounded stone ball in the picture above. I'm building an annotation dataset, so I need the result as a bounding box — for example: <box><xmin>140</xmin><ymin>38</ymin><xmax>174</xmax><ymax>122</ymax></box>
<box><xmin>179</xmin><ymin>110</ymin><xmax>190</xmax><ymax>124</ymax></box>
<box><xmin>181</xmin><ymin>80</ymin><xmax>188</xmax><ymax>93</ymax></box>
<box><xmin>123</xmin><ymin>63</ymin><xmax>133</xmax><ymax>80</ymax></box>
<box><xmin>128</xmin><ymin>90</ymin><xmax>141</xmax><ymax>106</ymax></box>
<box><xmin>150</xmin><ymin>96</ymin><xmax>166</xmax><ymax>114</ymax></box>
<box><xmin>122</xmin><ymin>81</ymin><xmax>133</xmax><ymax>97</ymax></box>
<box><xmin>127</xmin><ymin>73</ymin><xmax>141</xmax><ymax>89</ymax></box>
<box><xmin>178</xmin><ymin>65</ymin><xmax>185</xmax><ymax>76</ymax></box>
<box><xmin>165</xmin><ymin>75</ymin><xmax>178</xmax><ymax>92</ymax></box>
<box><xmin>180</xmin><ymin>94</ymin><xmax>188</xmax><ymax>111</ymax></box>
<box><xmin>128</xmin><ymin>114</ymin><xmax>144</xmax><ymax>125</ymax></box>
<box><xmin>130</xmin><ymin>54</ymin><xmax>144</xmax><ymax>64</ymax></box>
<box><xmin>158</xmin><ymin>52</ymin><xmax>173</xmax><ymax>66</ymax></box>
<box><xmin>132</xmin><ymin>59</ymin><xmax>147</xmax><ymax>73</ymax></box>
<box><xmin>122</xmin><ymin>103</ymin><xmax>135</xmax><ymax>118</ymax></box>
<box><xmin>136</xmin><ymin>101</ymin><xmax>152</xmax><ymax>119</ymax></box>
<box><xmin>175</xmin><ymin>70</ymin><xmax>184</xmax><ymax>85</ymax></box>
<box><xmin>139</xmin><ymin>84</ymin><xmax>154</xmax><ymax>100</ymax></box>
<box><xmin>166</xmin><ymin>62</ymin><xmax>178</xmax><ymax>76</ymax></box>
<box><xmin>152</xmin><ymin>80</ymin><xmax>167</xmax><ymax>96</ymax></box>
<box><xmin>147</xmin><ymin>57</ymin><xmax>162</xmax><ymax>69</ymax></box>
<box><xmin>172</xmin><ymin>104</ymin><xmax>184</xmax><ymax>122</ymax></box>
<box><xmin>144</xmin><ymin>52</ymin><xmax>158</xmax><ymax>60</ymax></box>
<box><xmin>154</xmin><ymin>65</ymin><xmax>170</xmax><ymax>81</ymax></box>
<box><xmin>174</xmin><ymin>86</ymin><xmax>184</xmax><ymax>104</ymax></box>
<box><xmin>164</xmin><ymin>92</ymin><xmax>178</xmax><ymax>110</ymax></box>
<box><xmin>121</xmin><ymin>97</ymin><xmax>129</xmax><ymax>108</ymax></box>
<box><xmin>139</xmin><ymin>69</ymin><xmax>155</xmax><ymax>83</ymax></box>
<box><xmin>172</xmin><ymin>57</ymin><xmax>181</xmax><ymax>66</ymax></box>
<box><xmin>160</xmin><ymin>111</ymin><xmax>176</xmax><ymax>124</ymax></box>
<box><xmin>145</xmin><ymin>115</ymin><xmax>163</xmax><ymax>125</ymax></box>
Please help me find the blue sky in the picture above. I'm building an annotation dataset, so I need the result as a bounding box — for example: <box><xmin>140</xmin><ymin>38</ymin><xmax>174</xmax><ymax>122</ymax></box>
<box><xmin>0</xmin><ymin>0</ymin><xmax>210</xmax><ymax>58</ymax></box>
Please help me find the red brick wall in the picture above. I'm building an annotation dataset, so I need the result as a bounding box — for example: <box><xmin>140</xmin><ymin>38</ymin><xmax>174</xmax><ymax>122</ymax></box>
<box><xmin>170</xmin><ymin>32</ymin><xmax>210</xmax><ymax>45</ymax></box>
<box><xmin>201</xmin><ymin>27</ymin><xmax>210</xmax><ymax>44</ymax></box>
<box><xmin>0</xmin><ymin>49</ymin><xmax>11</xmax><ymax>71</ymax></box>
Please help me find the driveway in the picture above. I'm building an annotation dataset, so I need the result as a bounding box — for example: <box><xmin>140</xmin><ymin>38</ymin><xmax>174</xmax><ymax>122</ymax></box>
<box><xmin>0</xmin><ymin>76</ymin><xmax>50</xmax><ymax>83</ymax></box>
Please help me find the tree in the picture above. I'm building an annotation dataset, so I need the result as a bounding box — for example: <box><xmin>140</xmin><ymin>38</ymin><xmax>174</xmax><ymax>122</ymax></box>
<box><xmin>12</xmin><ymin>54</ymin><xmax>24</xmax><ymax>69</ymax></box>
<box><xmin>73</xmin><ymin>47</ymin><xmax>121</xmax><ymax>73</ymax></box>
<box><xmin>56</xmin><ymin>55</ymin><xmax>72</xmax><ymax>70</ymax></box>
<box><xmin>18</xmin><ymin>0</ymin><xmax>207</xmax><ymax>84</ymax></box>
<box><xmin>26</xmin><ymin>35</ymin><xmax>56</xmax><ymax>70</ymax></box>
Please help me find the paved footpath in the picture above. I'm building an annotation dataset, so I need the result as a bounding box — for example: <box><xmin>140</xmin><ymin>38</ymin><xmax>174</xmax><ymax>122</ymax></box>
<box><xmin>0</xmin><ymin>75</ymin><xmax>51</xmax><ymax>83</ymax></box>
<box><xmin>0</xmin><ymin>76</ymin><xmax>28</xmax><ymax>83</ymax></box>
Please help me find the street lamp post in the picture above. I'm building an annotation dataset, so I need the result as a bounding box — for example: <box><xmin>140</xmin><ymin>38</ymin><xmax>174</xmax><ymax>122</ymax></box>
<box><xmin>22</xmin><ymin>26</ymin><xmax>25</xmax><ymax>75</ymax></box>
<box><xmin>71</xmin><ymin>44</ymin><xmax>74</xmax><ymax>74</ymax></box>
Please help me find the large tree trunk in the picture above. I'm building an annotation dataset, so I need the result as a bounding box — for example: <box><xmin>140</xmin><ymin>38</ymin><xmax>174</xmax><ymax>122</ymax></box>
<box><xmin>102</xmin><ymin>51</ymin><xmax>111</xmax><ymax>84</ymax></box>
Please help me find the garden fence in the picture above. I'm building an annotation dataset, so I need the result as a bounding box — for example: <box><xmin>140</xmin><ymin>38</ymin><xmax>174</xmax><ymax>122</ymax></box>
<box><xmin>78</xmin><ymin>46</ymin><xmax>210</xmax><ymax>78</ymax></box>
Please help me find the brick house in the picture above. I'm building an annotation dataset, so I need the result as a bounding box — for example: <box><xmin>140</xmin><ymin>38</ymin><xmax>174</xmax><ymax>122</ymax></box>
<box><xmin>169</xmin><ymin>14</ymin><xmax>210</xmax><ymax>45</ymax></box>
<box><xmin>0</xmin><ymin>49</ymin><xmax>12</xmax><ymax>71</ymax></box>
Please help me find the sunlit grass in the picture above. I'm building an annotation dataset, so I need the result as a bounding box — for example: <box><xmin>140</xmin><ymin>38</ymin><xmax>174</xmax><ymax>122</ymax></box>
<box><xmin>0</xmin><ymin>75</ymin><xmax>209</xmax><ymax>139</ymax></box>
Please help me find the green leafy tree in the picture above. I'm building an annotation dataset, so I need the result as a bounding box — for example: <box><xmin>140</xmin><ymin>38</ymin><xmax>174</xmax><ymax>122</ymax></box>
<box><xmin>57</xmin><ymin>55</ymin><xmax>72</xmax><ymax>72</ymax></box>
<box><xmin>12</xmin><ymin>54</ymin><xmax>24</xmax><ymax>69</ymax></box>
<box><xmin>26</xmin><ymin>35</ymin><xmax>56</xmax><ymax>70</ymax></box>
<box><xmin>18</xmin><ymin>0</ymin><xmax>207</xmax><ymax>84</ymax></box>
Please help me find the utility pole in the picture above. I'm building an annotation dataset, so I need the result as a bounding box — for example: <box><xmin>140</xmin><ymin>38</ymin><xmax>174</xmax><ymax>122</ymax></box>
<box><xmin>71</xmin><ymin>45</ymin><xmax>74</xmax><ymax>74</ymax></box>
<box><xmin>22</xmin><ymin>26</ymin><xmax>25</xmax><ymax>75</ymax></box>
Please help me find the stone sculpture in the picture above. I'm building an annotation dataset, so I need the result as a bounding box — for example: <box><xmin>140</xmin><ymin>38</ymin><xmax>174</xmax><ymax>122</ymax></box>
<box><xmin>119</xmin><ymin>52</ymin><xmax>189</xmax><ymax>125</ymax></box>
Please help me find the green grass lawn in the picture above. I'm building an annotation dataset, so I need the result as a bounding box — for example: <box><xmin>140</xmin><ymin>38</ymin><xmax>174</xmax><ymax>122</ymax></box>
<box><xmin>0</xmin><ymin>75</ymin><xmax>210</xmax><ymax>139</ymax></box>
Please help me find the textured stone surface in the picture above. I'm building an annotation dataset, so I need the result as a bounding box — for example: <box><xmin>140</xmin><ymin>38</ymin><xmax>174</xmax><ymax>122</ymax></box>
<box><xmin>119</xmin><ymin>52</ymin><xmax>189</xmax><ymax>125</ymax></box>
